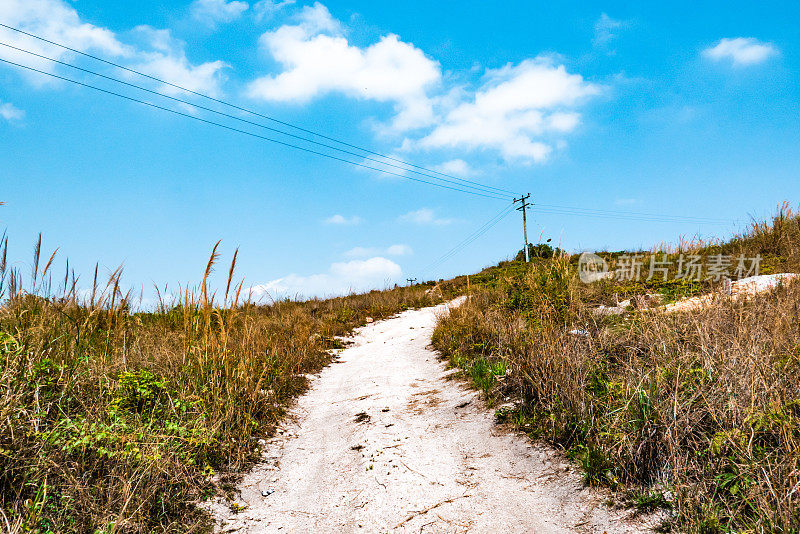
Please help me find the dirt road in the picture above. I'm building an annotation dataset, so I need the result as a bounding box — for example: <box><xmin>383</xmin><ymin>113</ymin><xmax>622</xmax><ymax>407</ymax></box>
<box><xmin>211</xmin><ymin>299</ymin><xmax>650</xmax><ymax>533</ymax></box>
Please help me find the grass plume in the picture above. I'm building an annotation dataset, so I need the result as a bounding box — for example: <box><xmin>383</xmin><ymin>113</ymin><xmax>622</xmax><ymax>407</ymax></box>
<box><xmin>0</xmin><ymin>238</ymin><xmax>441</xmax><ymax>533</ymax></box>
<box><xmin>432</xmin><ymin>206</ymin><xmax>800</xmax><ymax>532</ymax></box>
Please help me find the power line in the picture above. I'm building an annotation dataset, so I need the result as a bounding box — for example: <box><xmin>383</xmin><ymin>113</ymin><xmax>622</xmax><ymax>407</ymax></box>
<box><xmin>0</xmin><ymin>23</ymin><xmax>745</xmax><ymax>224</ymax></box>
<box><xmin>0</xmin><ymin>21</ymin><xmax>519</xmax><ymax>198</ymax></box>
<box><xmin>419</xmin><ymin>199</ymin><xmax>735</xmax><ymax>278</ymax></box>
<box><xmin>535</xmin><ymin>203</ymin><xmax>733</xmax><ymax>224</ymax></box>
<box><xmin>426</xmin><ymin>204</ymin><xmax>515</xmax><ymax>273</ymax></box>
<box><xmin>0</xmin><ymin>40</ymin><xmax>517</xmax><ymax>201</ymax></box>
<box><xmin>421</xmin><ymin>202</ymin><xmax>516</xmax><ymax>276</ymax></box>
<box><xmin>529</xmin><ymin>206</ymin><xmax>736</xmax><ymax>225</ymax></box>
<box><xmin>0</xmin><ymin>57</ymin><xmax>512</xmax><ymax>201</ymax></box>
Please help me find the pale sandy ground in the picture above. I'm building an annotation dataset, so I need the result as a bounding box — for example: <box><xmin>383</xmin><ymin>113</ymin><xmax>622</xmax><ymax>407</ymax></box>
<box><xmin>664</xmin><ymin>273</ymin><xmax>798</xmax><ymax>312</ymax></box>
<box><xmin>209</xmin><ymin>299</ymin><xmax>656</xmax><ymax>533</ymax></box>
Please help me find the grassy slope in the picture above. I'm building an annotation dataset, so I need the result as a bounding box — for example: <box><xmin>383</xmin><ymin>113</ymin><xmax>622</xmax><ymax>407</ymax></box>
<box><xmin>0</xmin><ymin>246</ymin><xmax>442</xmax><ymax>533</ymax></box>
<box><xmin>4</xmin><ymin>205</ymin><xmax>799</xmax><ymax>533</ymax></box>
<box><xmin>432</xmin><ymin>207</ymin><xmax>800</xmax><ymax>533</ymax></box>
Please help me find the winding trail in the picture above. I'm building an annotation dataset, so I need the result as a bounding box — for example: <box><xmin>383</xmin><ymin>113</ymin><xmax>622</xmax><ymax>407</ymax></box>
<box><xmin>212</xmin><ymin>299</ymin><xmax>651</xmax><ymax>533</ymax></box>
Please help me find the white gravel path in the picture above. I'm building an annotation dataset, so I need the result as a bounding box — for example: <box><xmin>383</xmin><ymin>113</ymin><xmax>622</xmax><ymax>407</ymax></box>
<box><xmin>210</xmin><ymin>299</ymin><xmax>652</xmax><ymax>533</ymax></box>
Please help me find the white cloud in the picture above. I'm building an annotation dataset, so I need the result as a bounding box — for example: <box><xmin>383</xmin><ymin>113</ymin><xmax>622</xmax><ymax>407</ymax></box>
<box><xmin>593</xmin><ymin>13</ymin><xmax>625</xmax><ymax>48</ymax></box>
<box><xmin>294</xmin><ymin>2</ymin><xmax>341</xmax><ymax>34</ymax></box>
<box><xmin>398</xmin><ymin>208</ymin><xmax>454</xmax><ymax>226</ymax></box>
<box><xmin>190</xmin><ymin>0</ymin><xmax>249</xmax><ymax>26</ymax></box>
<box><xmin>245</xmin><ymin>2</ymin><xmax>599</xmax><ymax>164</ymax></box>
<box><xmin>432</xmin><ymin>158</ymin><xmax>477</xmax><ymax>177</ymax></box>
<box><xmin>253</xmin><ymin>0</ymin><xmax>295</xmax><ymax>22</ymax></box>
<box><xmin>703</xmin><ymin>38</ymin><xmax>778</xmax><ymax>66</ymax></box>
<box><xmin>417</xmin><ymin>57</ymin><xmax>600</xmax><ymax>162</ymax></box>
<box><xmin>3</xmin><ymin>0</ymin><xmax>599</xmax><ymax>168</ymax></box>
<box><xmin>250</xmin><ymin>256</ymin><xmax>402</xmax><ymax>299</ymax></box>
<box><xmin>130</xmin><ymin>26</ymin><xmax>229</xmax><ymax>97</ymax></box>
<box><xmin>344</xmin><ymin>244</ymin><xmax>412</xmax><ymax>258</ymax></box>
<box><xmin>325</xmin><ymin>214</ymin><xmax>363</xmax><ymax>225</ymax></box>
<box><xmin>0</xmin><ymin>0</ymin><xmax>130</xmax><ymax>78</ymax></box>
<box><xmin>0</xmin><ymin>102</ymin><xmax>24</xmax><ymax>121</ymax></box>
<box><xmin>0</xmin><ymin>1</ymin><xmax>229</xmax><ymax>97</ymax></box>
<box><xmin>247</xmin><ymin>2</ymin><xmax>441</xmax><ymax>130</ymax></box>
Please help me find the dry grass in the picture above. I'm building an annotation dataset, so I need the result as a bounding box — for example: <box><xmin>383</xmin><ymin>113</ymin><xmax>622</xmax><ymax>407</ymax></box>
<box><xmin>433</xmin><ymin>208</ymin><xmax>800</xmax><ymax>532</ymax></box>
<box><xmin>0</xmin><ymin>237</ymin><xmax>440</xmax><ymax>533</ymax></box>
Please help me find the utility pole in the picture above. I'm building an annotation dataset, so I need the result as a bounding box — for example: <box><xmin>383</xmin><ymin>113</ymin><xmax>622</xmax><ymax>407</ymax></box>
<box><xmin>514</xmin><ymin>194</ymin><xmax>531</xmax><ymax>262</ymax></box>
<box><xmin>406</xmin><ymin>278</ymin><xmax>417</xmax><ymax>286</ymax></box>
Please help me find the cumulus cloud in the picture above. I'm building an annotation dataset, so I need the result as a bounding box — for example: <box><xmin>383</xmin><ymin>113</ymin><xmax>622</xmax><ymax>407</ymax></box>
<box><xmin>250</xmin><ymin>256</ymin><xmax>402</xmax><ymax>299</ymax></box>
<box><xmin>398</xmin><ymin>208</ymin><xmax>454</xmax><ymax>226</ymax></box>
<box><xmin>703</xmin><ymin>38</ymin><xmax>778</xmax><ymax>66</ymax></box>
<box><xmin>432</xmin><ymin>158</ymin><xmax>477</xmax><ymax>177</ymax></box>
<box><xmin>247</xmin><ymin>2</ymin><xmax>441</xmax><ymax>130</ymax></box>
<box><xmin>0</xmin><ymin>0</ymin><xmax>130</xmax><ymax>77</ymax></box>
<box><xmin>417</xmin><ymin>57</ymin><xmax>600</xmax><ymax>162</ymax></box>
<box><xmin>0</xmin><ymin>102</ymin><xmax>24</xmax><ymax>121</ymax></box>
<box><xmin>190</xmin><ymin>0</ymin><xmax>249</xmax><ymax>26</ymax></box>
<box><xmin>0</xmin><ymin>0</ymin><xmax>228</xmax><ymax>97</ymax></box>
<box><xmin>130</xmin><ymin>26</ymin><xmax>229</xmax><ymax>97</ymax></box>
<box><xmin>344</xmin><ymin>244</ymin><xmax>412</xmax><ymax>258</ymax></box>
<box><xmin>325</xmin><ymin>214</ymin><xmax>363</xmax><ymax>225</ymax></box>
<box><xmin>253</xmin><ymin>0</ymin><xmax>295</xmax><ymax>22</ymax></box>
<box><xmin>245</xmin><ymin>2</ymin><xmax>599</xmax><ymax>164</ymax></box>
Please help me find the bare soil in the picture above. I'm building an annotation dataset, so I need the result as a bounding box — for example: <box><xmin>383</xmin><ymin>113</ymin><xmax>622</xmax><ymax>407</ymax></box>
<box><xmin>210</xmin><ymin>299</ymin><xmax>655</xmax><ymax>533</ymax></box>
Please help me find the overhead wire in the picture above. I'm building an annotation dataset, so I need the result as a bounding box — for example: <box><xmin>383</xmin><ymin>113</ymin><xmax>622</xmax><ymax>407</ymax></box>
<box><xmin>421</xmin><ymin>202</ymin><xmax>517</xmax><ymax>276</ymax></box>
<box><xmin>529</xmin><ymin>206</ymin><xmax>736</xmax><ymax>225</ymax></box>
<box><xmin>0</xmin><ymin>56</ymin><xmax>512</xmax><ymax>201</ymax></box>
<box><xmin>0</xmin><ymin>24</ymin><xmax>745</xmax><ymax>223</ymax></box>
<box><xmin>418</xmin><ymin>200</ymin><xmax>736</xmax><ymax>278</ymax></box>
<box><xmin>534</xmin><ymin>203</ymin><xmax>733</xmax><ymax>224</ymax></box>
<box><xmin>0</xmin><ymin>23</ymin><xmax>746</xmax><ymax>284</ymax></box>
<box><xmin>425</xmin><ymin>204</ymin><xmax>516</xmax><ymax>274</ymax></box>
<box><xmin>0</xmin><ymin>41</ymin><xmax>518</xmax><ymax>201</ymax></box>
<box><xmin>0</xmin><ymin>21</ymin><xmax>519</xmax><ymax>197</ymax></box>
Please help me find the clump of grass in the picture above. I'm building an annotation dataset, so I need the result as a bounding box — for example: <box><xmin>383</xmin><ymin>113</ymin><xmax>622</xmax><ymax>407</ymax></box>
<box><xmin>433</xmin><ymin>207</ymin><xmax>800</xmax><ymax>532</ymax></box>
<box><xmin>630</xmin><ymin>490</ymin><xmax>672</xmax><ymax>513</ymax></box>
<box><xmin>0</xmin><ymin>236</ymin><xmax>440</xmax><ymax>533</ymax></box>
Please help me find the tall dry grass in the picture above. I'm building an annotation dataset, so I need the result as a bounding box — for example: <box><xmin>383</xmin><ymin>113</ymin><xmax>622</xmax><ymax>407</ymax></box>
<box><xmin>433</xmin><ymin>209</ymin><xmax>800</xmax><ymax>532</ymax></box>
<box><xmin>0</xmin><ymin>236</ymin><xmax>440</xmax><ymax>533</ymax></box>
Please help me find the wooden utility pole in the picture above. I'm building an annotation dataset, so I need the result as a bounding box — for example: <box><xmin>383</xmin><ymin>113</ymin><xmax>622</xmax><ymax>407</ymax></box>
<box><xmin>514</xmin><ymin>194</ymin><xmax>531</xmax><ymax>262</ymax></box>
<box><xmin>406</xmin><ymin>278</ymin><xmax>417</xmax><ymax>286</ymax></box>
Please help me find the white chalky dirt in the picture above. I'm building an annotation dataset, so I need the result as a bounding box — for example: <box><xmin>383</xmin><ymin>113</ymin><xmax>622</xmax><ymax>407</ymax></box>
<box><xmin>211</xmin><ymin>299</ymin><xmax>652</xmax><ymax>533</ymax></box>
<box><xmin>664</xmin><ymin>273</ymin><xmax>799</xmax><ymax>312</ymax></box>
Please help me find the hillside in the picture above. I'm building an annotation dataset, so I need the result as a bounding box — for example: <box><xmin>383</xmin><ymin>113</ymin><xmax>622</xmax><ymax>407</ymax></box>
<box><xmin>432</xmin><ymin>205</ymin><xmax>800</xmax><ymax>532</ymax></box>
<box><xmin>0</xmin><ymin>253</ymin><xmax>443</xmax><ymax>532</ymax></box>
<box><xmin>2</xmin><ymin>205</ymin><xmax>799</xmax><ymax>532</ymax></box>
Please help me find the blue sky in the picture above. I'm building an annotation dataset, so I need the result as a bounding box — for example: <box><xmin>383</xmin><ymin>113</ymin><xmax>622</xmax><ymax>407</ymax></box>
<box><xmin>1</xmin><ymin>0</ymin><xmax>799</xmax><ymax>301</ymax></box>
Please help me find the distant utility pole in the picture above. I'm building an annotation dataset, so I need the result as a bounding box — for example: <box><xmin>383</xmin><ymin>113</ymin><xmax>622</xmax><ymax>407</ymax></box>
<box><xmin>406</xmin><ymin>278</ymin><xmax>417</xmax><ymax>286</ymax></box>
<box><xmin>514</xmin><ymin>194</ymin><xmax>532</xmax><ymax>262</ymax></box>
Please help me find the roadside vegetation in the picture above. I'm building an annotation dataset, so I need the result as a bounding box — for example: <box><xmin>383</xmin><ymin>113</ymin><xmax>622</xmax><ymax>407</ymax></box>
<box><xmin>0</xmin><ymin>238</ymin><xmax>440</xmax><ymax>533</ymax></box>
<box><xmin>432</xmin><ymin>204</ymin><xmax>800</xmax><ymax>532</ymax></box>
<box><xmin>5</xmin><ymin>203</ymin><xmax>799</xmax><ymax>533</ymax></box>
